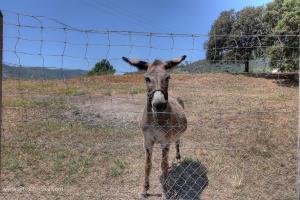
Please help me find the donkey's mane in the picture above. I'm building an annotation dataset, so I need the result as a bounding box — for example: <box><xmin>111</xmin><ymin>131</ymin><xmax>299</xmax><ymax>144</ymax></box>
<box><xmin>152</xmin><ymin>59</ymin><xmax>164</xmax><ymax>66</ymax></box>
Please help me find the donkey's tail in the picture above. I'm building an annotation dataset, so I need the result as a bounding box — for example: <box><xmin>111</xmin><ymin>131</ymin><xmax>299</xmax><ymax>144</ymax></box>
<box><xmin>176</xmin><ymin>97</ymin><xmax>185</xmax><ymax>109</ymax></box>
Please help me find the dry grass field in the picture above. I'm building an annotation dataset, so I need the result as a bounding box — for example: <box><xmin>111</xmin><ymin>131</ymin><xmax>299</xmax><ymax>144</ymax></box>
<box><xmin>1</xmin><ymin>73</ymin><xmax>298</xmax><ymax>199</ymax></box>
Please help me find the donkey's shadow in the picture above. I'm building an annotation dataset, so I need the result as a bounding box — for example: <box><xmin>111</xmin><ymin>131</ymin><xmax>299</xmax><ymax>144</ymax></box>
<box><xmin>160</xmin><ymin>159</ymin><xmax>208</xmax><ymax>200</ymax></box>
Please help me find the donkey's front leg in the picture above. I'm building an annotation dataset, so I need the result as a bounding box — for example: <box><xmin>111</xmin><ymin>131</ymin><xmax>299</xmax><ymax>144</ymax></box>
<box><xmin>161</xmin><ymin>143</ymin><xmax>170</xmax><ymax>177</ymax></box>
<box><xmin>160</xmin><ymin>143</ymin><xmax>170</xmax><ymax>199</ymax></box>
<box><xmin>139</xmin><ymin>141</ymin><xmax>153</xmax><ymax>198</ymax></box>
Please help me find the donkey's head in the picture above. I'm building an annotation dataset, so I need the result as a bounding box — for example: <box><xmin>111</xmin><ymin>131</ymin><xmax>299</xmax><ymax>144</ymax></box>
<box><xmin>122</xmin><ymin>55</ymin><xmax>186</xmax><ymax>112</ymax></box>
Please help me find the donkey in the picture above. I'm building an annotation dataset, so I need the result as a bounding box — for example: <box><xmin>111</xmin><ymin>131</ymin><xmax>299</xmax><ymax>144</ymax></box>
<box><xmin>122</xmin><ymin>55</ymin><xmax>187</xmax><ymax>199</ymax></box>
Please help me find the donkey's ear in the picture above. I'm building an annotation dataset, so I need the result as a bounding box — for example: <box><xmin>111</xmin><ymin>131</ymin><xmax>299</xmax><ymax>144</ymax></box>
<box><xmin>165</xmin><ymin>55</ymin><xmax>187</xmax><ymax>69</ymax></box>
<box><xmin>122</xmin><ymin>57</ymin><xmax>149</xmax><ymax>70</ymax></box>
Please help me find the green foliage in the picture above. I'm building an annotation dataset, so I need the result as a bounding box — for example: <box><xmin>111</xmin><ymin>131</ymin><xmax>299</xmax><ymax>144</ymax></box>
<box><xmin>110</xmin><ymin>159</ymin><xmax>126</xmax><ymax>177</ymax></box>
<box><xmin>270</xmin><ymin>0</ymin><xmax>300</xmax><ymax>32</ymax></box>
<box><xmin>88</xmin><ymin>59</ymin><xmax>116</xmax><ymax>75</ymax></box>
<box><xmin>230</xmin><ymin>7</ymin><xmax>267</xmax><ymax>61</ymax></box>
<box><xmin>64</xmin><ymin>87</ymin><xmax>86</xmax><ymax>96</ymax></box>
<box><xmin>205</xmin><ymin>10</ymin><xmax>236</xmax><ymax>62</ymax></box>
<box><xmin>265</xmin><ymin>0</ymin><xmax>300</xmax><ymax>71</ymax></box>
<box><xmin>206</xmin><ymin>7</ymin><xmax>266</xmax><ymax>72</ymax></box>
<box><xmin>206</xmin><ymin>0</ymin><xmax>299</xmax><ymax>72</ymax></box>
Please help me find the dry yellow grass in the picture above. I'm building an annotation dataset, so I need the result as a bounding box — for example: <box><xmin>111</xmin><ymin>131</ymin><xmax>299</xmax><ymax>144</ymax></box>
<box><xmin>1</xmin><ymin>73</ymin><xmax>298</xmax><ymax>200</ymax></box>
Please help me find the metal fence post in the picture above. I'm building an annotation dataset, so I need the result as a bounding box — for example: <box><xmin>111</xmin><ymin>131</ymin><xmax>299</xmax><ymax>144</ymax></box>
<box><xmin>0</xmin><ymin>10</ymin><xmax>3</xmax><ymax>191</ymax></box>
<box><xmin>298</xmin><ymin>33</ymin><xmax>300</xmax><ymax>200</ymax></box>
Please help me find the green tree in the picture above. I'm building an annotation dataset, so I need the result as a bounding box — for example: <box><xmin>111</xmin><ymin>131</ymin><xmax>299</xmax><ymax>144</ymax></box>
<box><xmin>205</xmin><ymin>10</ymin><xmax>236</xmax><ymax>63</ymax></box>
<box><xmin>229</xmin><ymin>7</ymin><xmax>267</xmax><ymax>72</ymax></box>
<box><xmin>206</xmin><ymin>7</ymin><xmax>267</xmax><ymax>72</ymax></box>
<box><xmin>264</xmin><ymin>0</ymin><xmax>284</xmax><ymax>31</ymax></box>
<box><xmin>265</xmin><ymin>0</ymin><xmax>300</xmax><ymax>71</ymax></box>
<box><xmin>88</xmin><ymin>59</ymin><xmax>116</xmax><ymax>75</ymax></box>
<box><xmin>206</xmin><ymin>0</ymin><xmax>299</xmax><ymax>72</ymax></box>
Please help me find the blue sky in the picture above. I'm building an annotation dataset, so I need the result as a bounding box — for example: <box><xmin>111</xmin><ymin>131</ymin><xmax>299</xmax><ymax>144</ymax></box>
<box><xmin>1</xmin><ymin>0</ymin><xmax>272</xmax><ymax>73</ymax></box>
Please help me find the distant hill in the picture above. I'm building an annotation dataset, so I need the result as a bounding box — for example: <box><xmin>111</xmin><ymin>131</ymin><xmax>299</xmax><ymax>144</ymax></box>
<box><xmin>3</xmin><ymin>64</ymin><xmax>88</xmax><ymax>80</ymax></box>
<box><xmin>178</xmin><ymin>58</ymin><xmax>272</xmax><ymax>73</ymax></box>
<box><xmin>178</xmin><ymin>60</ymin><xmax>244</xmax><ymax>73</ymax></box>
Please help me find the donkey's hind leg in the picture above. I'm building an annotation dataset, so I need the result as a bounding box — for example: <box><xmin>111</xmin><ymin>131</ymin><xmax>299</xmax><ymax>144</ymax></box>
<box><xmin>175</xmin><ymin>140</ymin><xmax>181</xmax><ymax>160</ymax></box>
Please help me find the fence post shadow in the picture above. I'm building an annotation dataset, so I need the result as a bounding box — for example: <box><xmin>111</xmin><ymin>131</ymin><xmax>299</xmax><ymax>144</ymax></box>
<box><xmin>160</xmin><ymin>159</ymin><xmax>209</xmax><ymax>200</ymax></box>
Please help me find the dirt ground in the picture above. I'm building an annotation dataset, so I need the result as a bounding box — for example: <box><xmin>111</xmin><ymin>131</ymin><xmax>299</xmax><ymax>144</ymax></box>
<box><xmin>1</xmin><ymin>73</ymin><xmax>298</xmax><ymax>199</ymax></box>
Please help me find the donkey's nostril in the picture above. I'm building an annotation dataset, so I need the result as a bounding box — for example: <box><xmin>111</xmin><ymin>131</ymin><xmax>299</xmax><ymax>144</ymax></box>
<box><xmin>154</xmin><ymin>102</ymin><xmax>167</xmax><ymax>112</ymax></box>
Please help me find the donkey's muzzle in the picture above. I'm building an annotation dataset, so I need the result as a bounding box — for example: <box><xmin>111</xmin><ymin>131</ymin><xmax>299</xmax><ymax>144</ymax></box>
<box><xmin>153</xmin><ymin>102</ymin><xmax>167</xmax><ymax>112</ymax></box>
<box><xmin>151</xmin><ymin>90</ymin><xmax>167</xmax><ymax>112</ymax></box>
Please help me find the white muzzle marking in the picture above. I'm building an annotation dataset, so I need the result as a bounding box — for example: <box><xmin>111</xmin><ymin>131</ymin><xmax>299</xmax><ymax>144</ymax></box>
<box><xmin>151</xmin><ymin>91</ymin><xmax>166</xmax><ymax>112</ymax></box>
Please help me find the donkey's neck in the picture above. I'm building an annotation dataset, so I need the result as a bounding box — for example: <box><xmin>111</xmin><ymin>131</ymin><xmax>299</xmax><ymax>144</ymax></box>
<box><xmin>146</xmin><ymin>100</ymin><xmax>171</xmax><ymax>126</ymax></box>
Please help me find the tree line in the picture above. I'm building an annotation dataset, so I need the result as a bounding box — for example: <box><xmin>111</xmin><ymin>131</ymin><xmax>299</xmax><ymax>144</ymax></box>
<box><xmin>205</xmin><ymin>0</ymin><xmax>299</xmax><ymax>72</ymax></box>
<box><xmin>90</xmin><ymin>0</ymin><xmax>299</xmax><ymax>75</ymax></box>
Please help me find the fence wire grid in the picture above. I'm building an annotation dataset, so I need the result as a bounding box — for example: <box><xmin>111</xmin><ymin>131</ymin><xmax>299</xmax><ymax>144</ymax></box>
<box><xmin>0</xmin><ymin>10</ymin><xmax>299</xmax><ymax>200</ymax></box>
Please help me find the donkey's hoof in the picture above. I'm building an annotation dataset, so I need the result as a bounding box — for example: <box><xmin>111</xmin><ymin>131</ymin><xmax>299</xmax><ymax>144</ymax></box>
<box><xmin>138</xmin><ymin>192</ymin><xmax>148</xmax><ymax>199</ymax></box>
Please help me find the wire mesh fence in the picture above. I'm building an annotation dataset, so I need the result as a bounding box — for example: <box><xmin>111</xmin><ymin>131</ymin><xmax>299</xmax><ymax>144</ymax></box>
<box><xmin>0</xmin><ymin>10</ymin><xmax>299</xmax><ymax>200</ymax></box>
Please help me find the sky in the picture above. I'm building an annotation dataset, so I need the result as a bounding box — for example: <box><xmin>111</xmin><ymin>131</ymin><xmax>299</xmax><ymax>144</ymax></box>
<box><xmin>1</xmin><ymin>0</ymin><xmax>273</xmax><ymax>73</ymax></box>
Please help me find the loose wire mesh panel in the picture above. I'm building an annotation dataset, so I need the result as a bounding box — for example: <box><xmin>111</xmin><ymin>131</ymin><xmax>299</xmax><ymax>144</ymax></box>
<box><xmin>1</xmin><ymin>10</ymin><xmax>299</xmax><ymax>200</ymax></box>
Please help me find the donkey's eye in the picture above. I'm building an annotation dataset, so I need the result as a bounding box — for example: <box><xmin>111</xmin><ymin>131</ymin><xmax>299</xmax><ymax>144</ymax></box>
<box><xmin>145</xmin><ymin>77</ymin><xmax>151</xmax><ymax>83</ymax></box>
